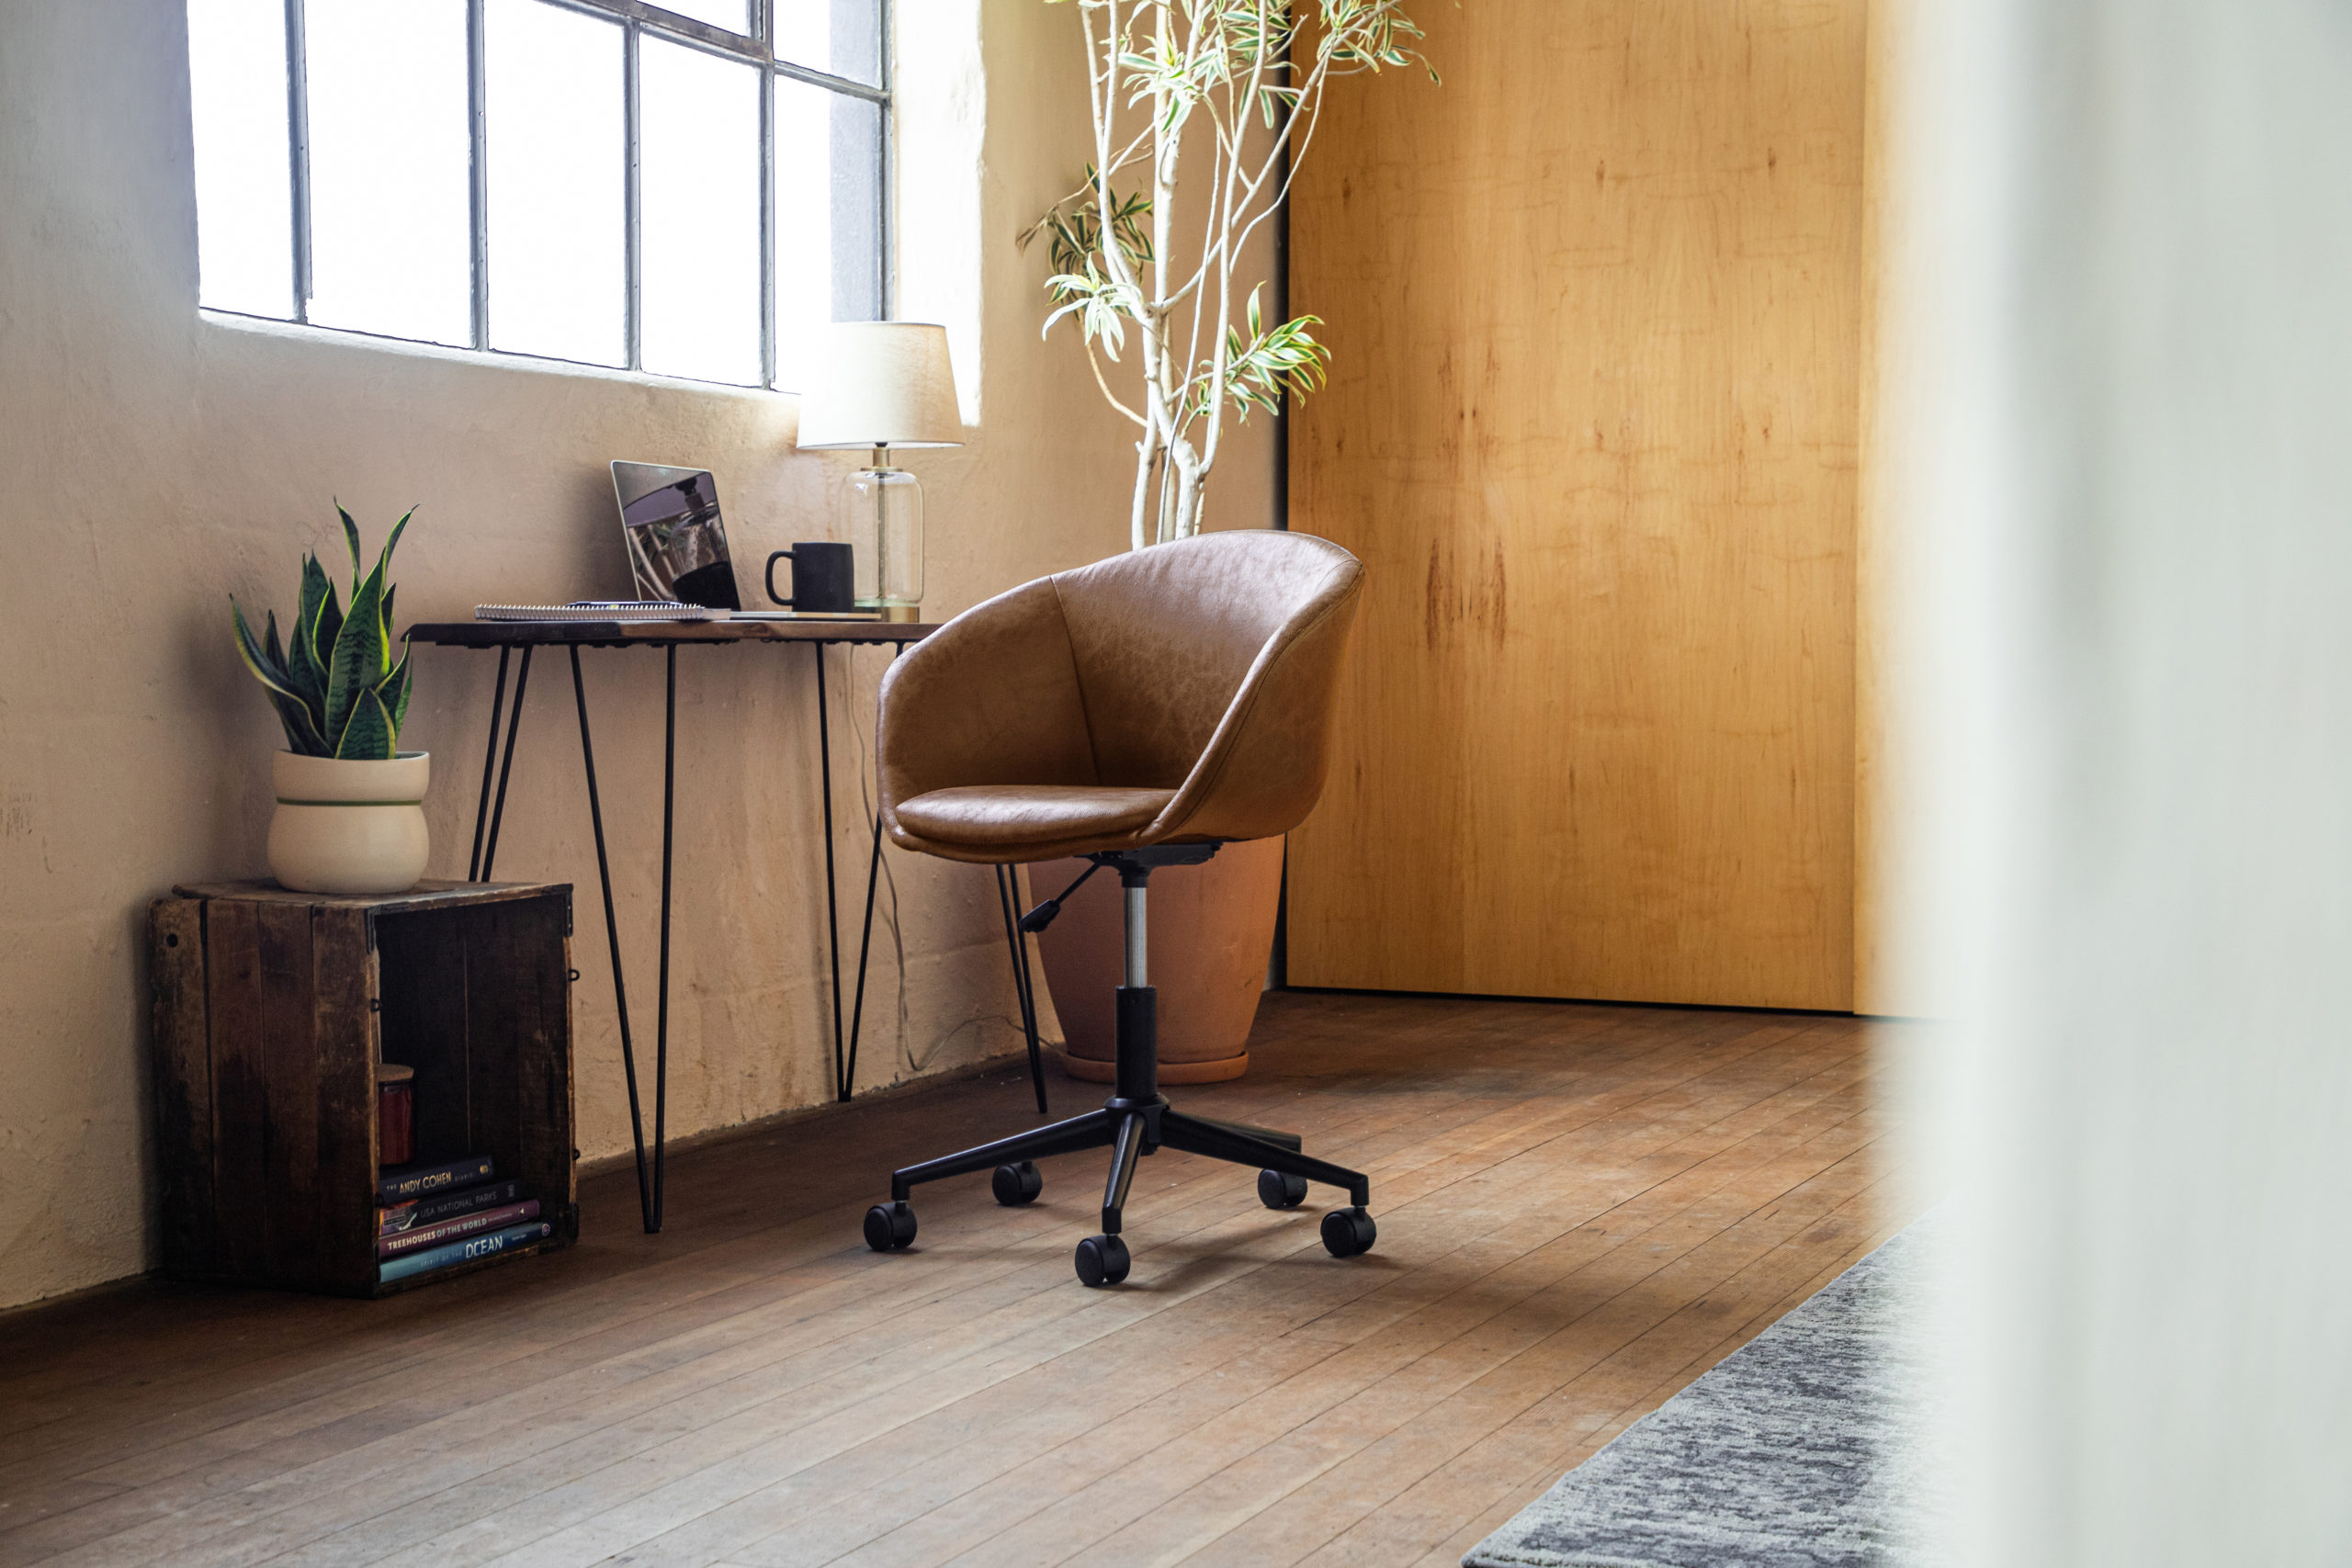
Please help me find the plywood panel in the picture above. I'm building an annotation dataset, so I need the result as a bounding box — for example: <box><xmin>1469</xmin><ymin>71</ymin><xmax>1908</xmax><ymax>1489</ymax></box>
<box><xmin>1288</xmin><ymin>0</ymin><xmax>1867</xmax><ymax>1009</ymax></box>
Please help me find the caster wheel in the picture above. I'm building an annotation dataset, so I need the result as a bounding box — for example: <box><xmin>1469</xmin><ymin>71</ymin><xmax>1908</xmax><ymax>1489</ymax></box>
<box><xmin>1321</xmin><ymin>1206</ymin><xmax>1376</xmax><ymax>1258</ymax></box>
<box><xmin>1074</xmin><ymin>1234</ymin><xmax>1131</xmax><ymax>1288</ymax></box>
<box><xmin>1258</xmin><ymin>1169</ymin><xmax>1309</xmax><ymax>1210</ymax></box>
<box><xmin>992</xmin><ymin>1160</ymin><xmax>1044</xmax><ymax>1206</ymax></box>
<box><xmin>864</xmin><ymin>1201</ymin><xmax>917</xmax><ymax>1251</ymax></box>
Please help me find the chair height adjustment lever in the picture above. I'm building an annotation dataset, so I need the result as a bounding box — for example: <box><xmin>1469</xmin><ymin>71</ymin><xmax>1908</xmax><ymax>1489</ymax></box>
<box><xmin>1019</xmin><ymin>862</ymin><xmax>1102</xmax><ymax>933</ymax></box>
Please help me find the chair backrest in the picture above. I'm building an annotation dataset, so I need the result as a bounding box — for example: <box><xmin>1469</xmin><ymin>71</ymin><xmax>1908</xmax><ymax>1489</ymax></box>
<box><xmin>1060</xmin><ymin>530</ymin><xmax>1363</xmax><ymax>842</ymax></box>
<box><xmin>877</xmin><ymin>529</ymin><xmax>1363</xmax><ymax>846</ymax></box>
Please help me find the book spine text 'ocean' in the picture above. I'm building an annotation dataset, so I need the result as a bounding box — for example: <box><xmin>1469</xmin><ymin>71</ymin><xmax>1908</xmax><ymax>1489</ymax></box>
<box><xmin>377</xmin><ymin>1220</ymin><xmax>553</xmax><ymax>1284</ymax></box>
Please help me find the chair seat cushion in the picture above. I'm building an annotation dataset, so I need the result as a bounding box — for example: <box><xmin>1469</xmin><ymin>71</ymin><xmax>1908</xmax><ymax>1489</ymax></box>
<box><xmin>893</xmin><ymin>784</ymin><xmax>1175</xmax><ymax>850</ymax></box>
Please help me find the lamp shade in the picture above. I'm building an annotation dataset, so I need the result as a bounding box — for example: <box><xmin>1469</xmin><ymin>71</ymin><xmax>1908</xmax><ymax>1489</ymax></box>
<box><xmin>795</xmin><ymin>321</ymin><xmax>964</xmax><ymax>450</ymax></box>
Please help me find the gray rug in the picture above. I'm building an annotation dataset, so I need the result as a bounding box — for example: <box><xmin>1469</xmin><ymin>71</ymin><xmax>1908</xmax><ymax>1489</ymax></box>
<box><xmin>1464</xmin><ymin>1219</ymin><xmax>1946</xmax><ymax>1568</ymax></box>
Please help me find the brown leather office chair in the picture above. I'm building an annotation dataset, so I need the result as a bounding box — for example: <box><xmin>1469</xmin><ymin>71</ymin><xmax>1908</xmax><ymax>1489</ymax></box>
<box><xmin>863</xmin><ymin>529</ymin><xmax>1373</xmax><ymax>1286</ymax></box>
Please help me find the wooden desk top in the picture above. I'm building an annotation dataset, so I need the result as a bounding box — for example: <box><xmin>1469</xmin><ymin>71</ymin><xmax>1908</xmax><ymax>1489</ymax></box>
<box><xmin>405</xmin><ymin>618</ymin><xmax>940</xmax><ymax>649</ymax></box>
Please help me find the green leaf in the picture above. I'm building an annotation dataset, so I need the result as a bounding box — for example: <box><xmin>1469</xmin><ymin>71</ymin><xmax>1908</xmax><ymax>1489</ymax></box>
<box><xmin>271</xmin><ymin>689</ymin><xmax>332</xmax><ymax>755</ymax></box>
<box><xmin>334</xmin><ymin>686</ymin><xmax>395</xmax><ymax>761</ymax></box>
<box><xmin>1043</xmin><ymin>262</ymin><xmax>1134</xmax><ymax>359</ymax></box>
<box><xmin>335</xmin><ymin>501</ymin><xmax>364</xmax><ymax>589</ymax></box>
<box><xmin>370</xmin><ymin>511</ymin><xmax>411</xmax><ymax>652</ymax></box>
<box><xmin>1258</xmin><ymin>82</ymin><xmax>1304</xmax><ymax>129</ymax></box>
<box><xmin>310</xmin><ymin>577</ymin><xmax>345</xmax><ymax>694</ymax></box>
<box><xmin>1317</xmin><ymin>0</ymin><xmax>1431</xmax><ymax>78</ymax></box>
<box><xmin>1212</xmin><ymin>289</ymin><xmax>1331</xmax><ymax>423</ymax></box>
<box><xmin>234</xmin><ymin>599</ymin><xmax>331</xmax><ymax>755</ymax></box>
<box><xmin>232</xmin><ymin>598</ymin><xmax>298</xmax><ymax>699</ymax></box>
<box><xmin>323</xmin><ymin>563</ymin><xmax>388</xmax><ymax>746</ymax></box>
<box><xmin>291</xmin><ymin>555</ymin><xmax>330</xmax><ymax>705</ymax></box>
<box><xmin>379</xmin><ymin>506</ymin><xmax>413</xmax><ymax>574</ymax></box>
<box><xmin>381</xmin><ymin>640</ymin><xmax>414</xmax><ymax>740</ymax></box>
<box><xmin>1020</xmin><ymin>171</ymin><xmax>1152</xmax><ymax>278</ymax></box>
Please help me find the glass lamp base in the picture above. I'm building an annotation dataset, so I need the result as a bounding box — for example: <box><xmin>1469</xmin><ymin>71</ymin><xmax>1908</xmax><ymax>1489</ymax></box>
<box><xmin>849</xmin><ymin>462</ymin><xmax>925</xmax><ymax>615</ymax></box>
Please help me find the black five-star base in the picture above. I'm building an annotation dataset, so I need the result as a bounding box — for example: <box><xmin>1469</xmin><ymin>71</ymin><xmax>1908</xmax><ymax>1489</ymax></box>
<box><xmin>863</xmin><ymin>845</ymin><xmax>1376</xmax><ymax>1285</ymax></box>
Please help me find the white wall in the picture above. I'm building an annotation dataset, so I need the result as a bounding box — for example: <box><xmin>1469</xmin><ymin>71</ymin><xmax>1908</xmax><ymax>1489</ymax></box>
<box><xmin>0</xmin><ymin>0</ymin><xmax>1275</xmax><ymax>1308</ymax></box>
<box><xmin>1886</xmin><ymin>1</ymin><xmax>2352</xmax><ymax>1562</ymax></box>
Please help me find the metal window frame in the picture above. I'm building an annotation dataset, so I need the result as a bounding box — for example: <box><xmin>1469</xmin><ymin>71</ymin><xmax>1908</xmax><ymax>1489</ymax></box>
<box><xmin>270</xmin><ymin>0</ymin><xmax>890</xmax><ymax>385</ymax></box>
<box><xmin>282</xmin><ymin>0</ymin><xmax>312</xmax><ymax>321</ymax></box>
<box><xmin>467</xmin><ymin>0</ymin><xmax>492</xmax><ymax>349</ymax></box>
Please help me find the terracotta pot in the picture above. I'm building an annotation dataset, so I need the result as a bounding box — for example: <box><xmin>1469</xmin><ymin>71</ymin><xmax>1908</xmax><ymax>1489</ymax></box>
<box><xmin>1032</xmin><ymin>837</ymin><xmax>1284</xmax><ymax>1084</ymax></box>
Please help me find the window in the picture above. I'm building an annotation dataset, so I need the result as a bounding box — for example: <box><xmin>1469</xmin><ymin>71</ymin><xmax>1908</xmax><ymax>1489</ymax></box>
<box><xmin>187</xmin><ymin>0</ymin><xmax>887</xmax><ymax>389</ymax></box>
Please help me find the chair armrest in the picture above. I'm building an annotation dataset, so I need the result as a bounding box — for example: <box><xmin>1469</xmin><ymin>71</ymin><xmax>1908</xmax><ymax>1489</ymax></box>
<box><xmin>876</xmin><ymin>578</ymin><xmax>1099</xmax><ymax>824</ymax></box>
<box><xmin>1151</xmin><ymin>566</ymin><xmax>1363</xmax><ymax>842</ymax></box>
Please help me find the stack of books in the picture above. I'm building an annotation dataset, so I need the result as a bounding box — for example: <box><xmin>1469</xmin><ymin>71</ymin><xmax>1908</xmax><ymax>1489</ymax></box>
<box><xmin>376</xmin><ymin>1155</ymin><xmax>552</xmax><ymax>1285</ymax></box>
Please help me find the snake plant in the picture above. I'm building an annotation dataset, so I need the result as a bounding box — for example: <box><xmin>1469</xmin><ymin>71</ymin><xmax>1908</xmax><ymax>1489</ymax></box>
<box><xmin>232</xmin><ymin>505</ymin><xmax>414</xmax><ymax>761</ymax></box>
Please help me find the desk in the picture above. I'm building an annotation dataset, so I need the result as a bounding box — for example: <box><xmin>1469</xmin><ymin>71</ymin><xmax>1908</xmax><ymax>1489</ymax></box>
<box><xmin>407</xmin><ymin>618</ymin><xmax>1049</xmax><ymax>1234</ymax></box>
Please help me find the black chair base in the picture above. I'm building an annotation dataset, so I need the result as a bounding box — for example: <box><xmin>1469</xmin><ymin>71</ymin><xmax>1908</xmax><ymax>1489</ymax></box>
<box><xmin>864</xmin><ymin>848</ymin><xmax>1376</xmax><ymax>1286</ymax></box>
<box><xmin>862</xmin><ymin>1096</ymin><xmax>1376</xmax><ymax>1284</ymax></box>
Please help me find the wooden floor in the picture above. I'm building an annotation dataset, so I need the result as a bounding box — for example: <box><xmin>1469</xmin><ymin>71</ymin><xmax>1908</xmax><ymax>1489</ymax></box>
<box><xmin>0</xmin><ymin>992</ymin><xmax>1917</xmax><ymax>1568</ymax></box>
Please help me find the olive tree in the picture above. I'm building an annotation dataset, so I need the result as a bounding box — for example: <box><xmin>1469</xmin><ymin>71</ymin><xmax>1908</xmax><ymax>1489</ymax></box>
<box><xmin>1026</xmin><ymin>0</ymin><xmax>1431</xmax><ymax>548</ymax></box>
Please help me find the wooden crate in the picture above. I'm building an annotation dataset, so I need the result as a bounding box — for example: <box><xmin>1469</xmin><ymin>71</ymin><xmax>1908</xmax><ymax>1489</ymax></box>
<box><xmin>150</xmin><ymin>879</ymin><xmax>577</xmax><ymax>1297</ymax></box>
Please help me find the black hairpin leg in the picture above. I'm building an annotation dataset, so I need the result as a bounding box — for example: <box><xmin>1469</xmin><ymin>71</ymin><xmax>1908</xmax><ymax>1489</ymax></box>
<box><xmin>813</xmin><ymin>643</ymin><xmax>850</xmax><ymax>1102</ymax></box>
<box><xmin>995</xmin><ymin>864</ymin><xmax>1049</xmax><ymax>1114</ymax></box>
<box><xmin>571</xmin><ymin>647</ymin><xmax>656</xmax><ymax>1233</ymax></box>
<box><xmin>845</xmin><ymin>807</ymin><xmax>883</xmax><ymax>1102</ymax></box>
<box><xmin>651</xmin><ymin>644</ymin><xmax>677</xmax><ymax>1228</ymax></box>
<box><xmin>468</xmin><ymin>647</ymin><xmax>511</xmax><ymax>880</ymax></box>
<box><xmin>479</xmin><ymin>645</ymin><xmax>532</xmax><ymax>881</ymax></box>
<box><xmin>469</xmin><ymin>645</ymin><xmax>533</xmax><ymax>882</ymax></box>
<box><xmin>839</xmin><ymin>647</ymin><xmax>901</xmax><ymax>1105</ymax></box>
<box><xmin>1012</xmin><ymin>868</ymin><xmax>1047</xmax><ymax>1111</ymax></box>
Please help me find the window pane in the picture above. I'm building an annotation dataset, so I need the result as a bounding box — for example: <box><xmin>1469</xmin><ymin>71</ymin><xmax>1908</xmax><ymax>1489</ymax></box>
<box><xmin>486</xmin><ymin>0</ymin><xmax>623</xmax><ymax>365</ymax></box>
<box><xmin>774</xmin><ymin>80</ymin><xmax>881</xmax><ymax>390</ymax></box>
<box><xmin>188</xmin><ymin>0</ymin><xmax>294</xmax><ymax>317</ymax></box>
<box><xmin>648</xmin><ymin>0</ymin><xmax>750</xmax><ymax>33</ymax></box>
<box><xmin>302</xmin><ymin>0</ymin><xmax>472</xmax><ymax>345</ymax></box>
<box><xmin>639</xmin><ymin>37</ymin><xmax>762</xmax><ymax>385</ymax></box>
<box><xmin>774</xmin><ymin>0</ymin><xmax>881</xmax><ymax>87</ymax></box>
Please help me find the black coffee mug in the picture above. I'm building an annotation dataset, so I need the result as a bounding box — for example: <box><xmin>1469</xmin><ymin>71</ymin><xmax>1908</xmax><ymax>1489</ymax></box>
<box><xmin>765</xmin><ymin>542</ymin><xmax>854</xmax><ymax>613</ymax></box>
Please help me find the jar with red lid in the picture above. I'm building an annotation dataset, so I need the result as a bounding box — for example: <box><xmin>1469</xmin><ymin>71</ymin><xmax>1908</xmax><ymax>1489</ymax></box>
<box><xmin>377</xmin><ymin>1062</ymin><xmax>415</xmax><ymax>1168</ymax></box>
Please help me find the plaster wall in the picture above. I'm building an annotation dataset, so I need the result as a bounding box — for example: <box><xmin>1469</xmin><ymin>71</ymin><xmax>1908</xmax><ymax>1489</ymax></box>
<box><xmin>0</xmin><ymin>0</ymin><xmax>1278</xmax><ymax>1308</ymax></box>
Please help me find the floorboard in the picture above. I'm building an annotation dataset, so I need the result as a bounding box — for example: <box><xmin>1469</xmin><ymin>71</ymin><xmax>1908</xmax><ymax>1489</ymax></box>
<box><xmin>0</xmin><ymin>993</ymin><xmax>1921</xmax><ymax>1568</ymax></box>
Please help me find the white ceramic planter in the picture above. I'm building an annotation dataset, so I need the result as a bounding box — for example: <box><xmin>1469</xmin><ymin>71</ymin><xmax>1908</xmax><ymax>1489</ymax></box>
<box><xmin>268</xmin><ymin>750</ymin><xmax>431</xmax><ymax>896</ymax></box>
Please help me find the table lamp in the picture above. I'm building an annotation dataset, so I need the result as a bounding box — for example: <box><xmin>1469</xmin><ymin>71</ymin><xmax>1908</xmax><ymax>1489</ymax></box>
<box><xmin>794</xmin><ymin>322</ymin><xmax>963</xmax><ymax>621</ymax></box>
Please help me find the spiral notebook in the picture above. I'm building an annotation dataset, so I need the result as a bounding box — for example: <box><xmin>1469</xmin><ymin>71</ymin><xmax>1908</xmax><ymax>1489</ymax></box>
<box><xmin>474</xmin><ymin>601</ymin><xmax>730</xmax><ymax>624</ymax></box>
